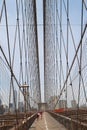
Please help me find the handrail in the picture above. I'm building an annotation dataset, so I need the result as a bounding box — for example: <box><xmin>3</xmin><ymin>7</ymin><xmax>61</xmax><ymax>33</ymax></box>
<box><xmin>49</xmin><ymin>111</ymin><xmax>87</xmax><ymax>130</ymax></box>
<box><xmin>10</xmin><ymin>113</ymin><xmax>37</xmax><ymax>130</ymax></box>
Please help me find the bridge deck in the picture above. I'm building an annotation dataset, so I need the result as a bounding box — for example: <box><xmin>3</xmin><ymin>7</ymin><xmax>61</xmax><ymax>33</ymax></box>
<box><xmin>30</xmin><ymin>112</ymin><xmax>67</xmax><ymax>130</ymax></box>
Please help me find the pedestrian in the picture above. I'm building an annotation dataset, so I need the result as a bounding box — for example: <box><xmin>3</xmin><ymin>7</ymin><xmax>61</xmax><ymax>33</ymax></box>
<box><xmin>36</xmin><ymin>112</ymin><xmax>40</xmax><ymax>120</ymax></box>
<box><xmin>40</xmin><ymin>111</ymin><xmax>43</xmax><ymax>119</ymax></box>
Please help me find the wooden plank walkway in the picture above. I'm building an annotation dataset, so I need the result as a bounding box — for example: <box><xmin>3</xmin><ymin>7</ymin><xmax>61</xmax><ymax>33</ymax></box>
<box><xmin>30</xmin><ymin>112</ymin><xmax>67</xmax><ymax>130</ymax></box>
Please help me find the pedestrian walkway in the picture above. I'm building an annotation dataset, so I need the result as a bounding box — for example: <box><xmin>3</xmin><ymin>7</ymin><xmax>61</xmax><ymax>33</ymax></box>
<box><xmin>30</xmin><ymin>112</ymin><xmax>67</xmax><ymax>130</ymax></box>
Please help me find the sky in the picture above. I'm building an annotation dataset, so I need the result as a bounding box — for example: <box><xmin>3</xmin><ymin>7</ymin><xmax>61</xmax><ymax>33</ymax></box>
<box><xmin>0</xmin><ymin>0</ymin><xmax>44</xmax><ymax>104</ymax></box>
<box><xmin>0</xmin><ymin>0</ymin><xmax>87</xmax><ymax>107</ymax></box>
<box><xmin>36</xmin><ymin>0</ymin><xmax>44</xmax><ymax>102</ymax></box>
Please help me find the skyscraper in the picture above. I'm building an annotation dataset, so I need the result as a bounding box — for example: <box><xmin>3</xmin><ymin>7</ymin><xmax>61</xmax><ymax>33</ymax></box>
<box><xmin>13</xmin><ymin>90</ymin><xmax>17</xmax><ymax>110</ymax></box>
<box><xmin>71</xmin><ymin>100</ymin><xmax>77</xmax><ymax>108</ymax></box>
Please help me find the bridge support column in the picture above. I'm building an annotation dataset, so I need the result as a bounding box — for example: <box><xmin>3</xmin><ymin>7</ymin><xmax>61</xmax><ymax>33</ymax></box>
<box><xmin>38</xmin><ymin>103</ymin><xmax>48</xmax><ymax>111</ymax></box>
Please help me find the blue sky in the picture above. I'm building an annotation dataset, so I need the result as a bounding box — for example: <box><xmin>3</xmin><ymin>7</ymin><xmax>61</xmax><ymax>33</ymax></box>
<box><xmin>36</xmin><ymin>0</ymin><xmax>44</xmax><ymax>102</ymax></box>
<box><xmin>0</xmin><ymin>0</ymin><xmax>45</xmax><ymax>105</ymax></box>
<box><xmin>0</xmin><ymin>0</ymin><xmax>87</xmax><ymax>106</ymax></box>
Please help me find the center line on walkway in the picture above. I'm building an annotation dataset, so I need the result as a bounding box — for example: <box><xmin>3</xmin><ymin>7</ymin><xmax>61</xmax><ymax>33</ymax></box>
<box><xmin>44</xmin><ymin>113</ymin><xmax>49</xmax><ymax>130</ymax></box>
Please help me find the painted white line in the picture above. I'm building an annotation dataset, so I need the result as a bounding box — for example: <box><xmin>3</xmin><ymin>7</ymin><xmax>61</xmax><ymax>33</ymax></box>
<box><xmin>44</xmin><ymin>113</ymin><xmax>49</xmax><ymax>130</ymax></box>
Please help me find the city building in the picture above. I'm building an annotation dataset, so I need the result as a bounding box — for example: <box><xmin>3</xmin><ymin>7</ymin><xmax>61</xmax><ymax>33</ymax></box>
<box><xmin>9</xmin><ymin>103</ymin><xmax>14</xmax><ymax>112</ymax></box>
<box><xmin>0</xmin><ymin>99</ymin><xmax>2</xmax><ymax>105</ymax></box>
<box><xmin>71</xmin><ymin>100</ymin><xmax>77</xmax><ymax>108</ymax></box>
<box><xmin>0</xmin><ymin>105</ymin><xmax>5</xmax><ymax>114</ymax></box>
<box><xmin>59</xmin><ymin>100</ymin><xmax>67</xmax><ymax>108</ymax></box>
<box><xmin>49</xmin><ymin>96</ymin><xmax>59</xmax><ymax>109</ymax></box>
<box><xmin>18</xmin><ymin>102</ymin><xmax>24</xmax><ymax>112</ymax></box>
<box><xmin>4</xmin><ymin>105</ymin><xmax>9</xmax><ymax>113</ymax></box>
<box><xmin>13</xmin><ymin>90</ymin><xmax>17</xmax><ymax>110</ymax></box>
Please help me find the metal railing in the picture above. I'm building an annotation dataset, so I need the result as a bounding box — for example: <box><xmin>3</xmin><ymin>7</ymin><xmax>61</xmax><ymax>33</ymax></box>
<box><xmin>49</xmin><ymin>111</ymin><xmax>87</xmax><ymax>130</ymax></box>
<box><xmin>10</xmin><ymin>113</ymin><xmax>37</xmax><ymax>130</ymax></box>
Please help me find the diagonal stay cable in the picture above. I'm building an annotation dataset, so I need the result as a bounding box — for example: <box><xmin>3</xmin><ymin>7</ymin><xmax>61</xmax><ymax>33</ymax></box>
<box><xmin>56</xmin><ymin>1</ymin><xmax>75</xmax><ymax>101</ymax></box>
<box><xmin>62</xmin><ymin>0</ymin><xmax>87</xmax><ymax>103</ymax></box>
<box><xmin>54</xmin><ymin>23</ymin><xmax>87</xmax><ymax>108</ymax></box>
<box><xmin>16</xmin><ymin>0</ymin><xmax>24</xmax><ymax>84</ymax></box>
<box><xmin>3</xmin><ymin>0</ymin><xmax>11</xmax><ymax>66</ymax></box>
<box><xmin>4</xmin><ymin>0</ymin><xmax>18</xmax><ymax>117</ymax></box>
<box><xmin>0</xmin><ymin>45</ymin><xmax>39</xmax><ymax>111</ymax></box>
<box><xmin>0</xmin><ymin>1</ymin><xmax>4</xmax><ymax>23</ymax></box>
<box><xmin>83</xmin><ymin>0</ymin><xmax>87</xmax><ymax>10</ymax></box>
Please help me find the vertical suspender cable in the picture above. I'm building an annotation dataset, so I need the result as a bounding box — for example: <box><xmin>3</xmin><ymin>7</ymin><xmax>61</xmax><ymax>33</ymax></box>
<box><xmin>78</xmin><ymin>0</ymin><xmax>83</xmax><ymax>109</ymax></box>
<box><xmin>66</xmin><ymin>0</ymin><xmax>69</xmax><ymax>109</ymax></box>
<box><xmin>77</xmin><ymin>1</ymin><xmax>84</xmax><ymax>128</ymax></box>
<box><xmin>60</xmin><ymin>0</ymin><xmax>62</xmax><ymax>94</ymax></box>
<box><xmin>16</xmin><ymin>0</ymin><xmax>24</xmax><ymax>84</ymax></box>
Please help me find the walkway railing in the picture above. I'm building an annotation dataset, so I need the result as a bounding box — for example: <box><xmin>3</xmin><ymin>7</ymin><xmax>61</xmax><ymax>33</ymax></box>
<box><xmin>10</xmin><ymin>113</ymin><xmax>37</xmax><ymax>130</ymax></box>
<box><xmin>0</xmin><ymin>113</ymin><xmax>37</xmax><ymax>130</ymax></box>
<box><xmin>49</xmin><ymin>111</ymin><xmax>87</xmax><ymax>130</ymax></box>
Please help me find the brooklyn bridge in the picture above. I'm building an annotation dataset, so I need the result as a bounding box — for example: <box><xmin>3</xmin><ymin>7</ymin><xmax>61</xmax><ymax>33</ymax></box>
<box><xmin>0</xmin><ymin>0</ymin><xmax>87</xmax><ymax>130</ymax></box>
